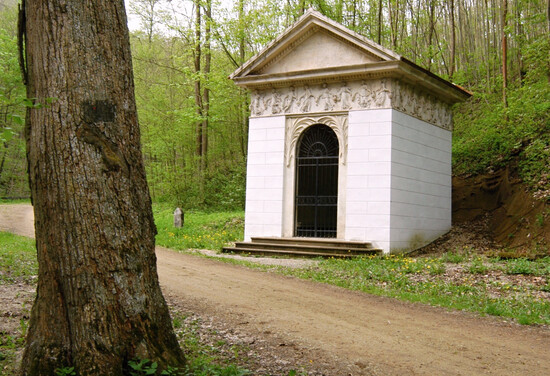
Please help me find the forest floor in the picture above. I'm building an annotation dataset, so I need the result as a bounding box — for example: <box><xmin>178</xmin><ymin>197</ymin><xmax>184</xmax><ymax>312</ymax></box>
<box><xmin>1</xmin><ymin>203</ymin><xmax>549</xmax><ymax>375</ymax></box>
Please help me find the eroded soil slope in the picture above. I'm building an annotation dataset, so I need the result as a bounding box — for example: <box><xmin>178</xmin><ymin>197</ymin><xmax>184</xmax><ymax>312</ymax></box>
<box><xmin>451</xmin><ymin>168</ymin><xmax>549</xmax><ymax>255</ymax></box>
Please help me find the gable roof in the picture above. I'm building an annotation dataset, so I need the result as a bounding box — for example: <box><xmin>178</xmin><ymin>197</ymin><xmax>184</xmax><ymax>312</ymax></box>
<box><xmin>230</xmin><ymin>9</ymin><xmax>470</xmax><ymax>103</ymax></box>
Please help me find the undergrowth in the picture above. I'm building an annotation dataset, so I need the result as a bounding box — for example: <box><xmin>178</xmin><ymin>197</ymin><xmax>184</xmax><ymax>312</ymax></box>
<box><xmin>152</xmin><ymin>204</ymin><xmax>244</xmax><ymax>251</ymax></box>
<box><xmin>453</xmin><ymin>81</ymin><xmax>550</xmax><ymax>197</ymax></box>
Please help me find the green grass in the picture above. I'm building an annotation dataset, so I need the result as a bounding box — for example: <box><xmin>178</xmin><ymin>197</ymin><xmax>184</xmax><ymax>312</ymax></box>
<box><xmin>0</xmin><ymin>198</ymin><xmax>30</xmax><ymax>204</ymax></box>
<box><xmin>0</xmin><ymin>232</ymin><xmax>36</xmax><ymax>374</ymax></box>
<box><xmin>0</xmin><ymin>232</ymin><xmax>37</xmax><ymax>284</ymax></box>
<box><xmin>271</xmin><ymin>254</ymin><xmax>550</xmax><ymax>325</ymax></box>
<box><xmin>504</xmin><ymin>257</ymin><xmax>548</xmax><ymax>275</ymax></box>
<box><xmin>467</xmin><ymin>257</ymin><xmax>489</xmax><ymax>274</ymax></box>
<box><xmin>153</xmin><ymin>203</ymin><xmax>244</xmax><ymax>251</ymax></box>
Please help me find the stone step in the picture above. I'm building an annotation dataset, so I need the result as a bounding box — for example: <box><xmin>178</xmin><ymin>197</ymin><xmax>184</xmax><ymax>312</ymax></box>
<box><xmin>222</xmin><ymin>247</ymin><xmax>360</xmax><ymax>259</ymax></box>
<box><xmin>222</xmin><ymin>237</ymin><xmax>382</xmax><ymax>258</ymax></box>
<box><xmin>251</xmin><ymin>237</ymin><xmax>376</xmax><ymax>249</ymax></box>
<box><xmin>232</xmin><ymin>241</ymin><xmax>378</xmax><ymax>255</ymax></box>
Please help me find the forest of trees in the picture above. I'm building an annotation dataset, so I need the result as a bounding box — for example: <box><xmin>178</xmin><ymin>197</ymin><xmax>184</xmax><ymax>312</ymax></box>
<box><xmin>1</xmin><ymin>0</ymin><xmax>549</xmax><ymax>206</ymax></box>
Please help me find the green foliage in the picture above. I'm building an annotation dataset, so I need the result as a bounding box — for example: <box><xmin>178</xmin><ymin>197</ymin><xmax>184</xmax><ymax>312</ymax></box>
<box><xmin>128</xmin><ymin>358</ymin><xmax>159</xmax><ymax>376</ymax></box>
<box><xmin>153</xmin><ymin>204</ymin><xmax>244</xmax><ymax>251</ymax></box>
<box><xmin>162</xmin><ymin>365</ymin><xmax>185</xmax><ymax>376</ymax></box>
<box><xmin>519</xmin><ymin>136</ymin><xmax>550</xmax><ymax>195</ymax></box>
<box><xmin>467</xmin><ymin>258</ymin><xmax>489</xmax><ymax>274</ymax></box>
<box><xmin>0</xmin><ymin>3</ymin><xmax>28</xmax><ymax>199</ymax></box>
<box><xmin>453</xmin><ymin>81</ymin><xmax>550</xmax><ymax>197</ymax></box>
<box><xmin>127</xmin><ymin>358</ymin><xmax>187</xmax><ymax>375</ymax></box>
<box><xmin>505</xmin><ymin>258</ymin><xmax>537</xmax><ymax>276</ymax></box>
<box><xmin>131</xmin><ymin>31</ymin><xmax>247</xmax><ymax>209</ymax></box>
<box><xmin>441</xmin><ymin>251</ymin><xmax>466</xmax><ymax>264</ymax></box>
<box><xmin>55</xmin><ymin>367</ymin><xmax>76</xmax><ymax>376</ymax></box>
<box><xmin>204</xmin><ymin>167</ymin><xmax>246</xmax><ymax>210</ymax></box>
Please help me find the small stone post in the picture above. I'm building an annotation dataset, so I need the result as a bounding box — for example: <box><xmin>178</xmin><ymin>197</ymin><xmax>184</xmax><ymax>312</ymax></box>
<box><xmin>173</xmin><ymin>207</ymin><xmax>183</xmax><ymax>228</ymax></box>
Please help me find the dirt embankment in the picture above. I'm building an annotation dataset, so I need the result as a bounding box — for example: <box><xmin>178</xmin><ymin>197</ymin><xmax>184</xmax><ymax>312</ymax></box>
<box><xmin>451</xmin><ymin>167</ymin><xmax>550</xmax><ymax>255</ymax></box>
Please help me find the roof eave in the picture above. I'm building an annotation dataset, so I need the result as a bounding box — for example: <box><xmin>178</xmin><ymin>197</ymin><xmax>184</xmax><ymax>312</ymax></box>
<box><xmin>233</xmin><ymin>60</ymin><xmax>471</xmax><ymax>104</ymax></box>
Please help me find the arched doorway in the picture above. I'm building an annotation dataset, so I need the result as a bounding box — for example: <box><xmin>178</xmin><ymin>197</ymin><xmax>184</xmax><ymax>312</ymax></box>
<box><xmin>295</xmin><ymin>124</ymin><xmax>339</xmax><ymax>238</ymax></box>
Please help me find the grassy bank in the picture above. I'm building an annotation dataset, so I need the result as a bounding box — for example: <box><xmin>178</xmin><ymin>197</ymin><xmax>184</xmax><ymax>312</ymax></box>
<box><xmin>152</xmin><ymin>209</ymin><xmax>550</xmax><ymax>326</ymax></box>
<box><xmin>152</xmin><ymin>203</ymin><xmax>244</xmax><ymax>251</ymax></box>
<box><xmin>278</xmin><ymin>254</ymin><xmax>550</xmax><ymax>325</ymax></box>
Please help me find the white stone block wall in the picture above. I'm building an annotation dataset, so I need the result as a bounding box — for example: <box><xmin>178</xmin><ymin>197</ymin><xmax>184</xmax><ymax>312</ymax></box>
<box><xmin>345</xmin><ymin>109</ymin><xmax>393</xmax><ymax>251</ymax></box>
<box><xmin>244</xmin><ymin>116</ymin><xmax>286</xmax><ymax>241</ymax></box>
<box><xmin>389</xmin><ymin>110</ymin><xmax>452</xmax><ymax>251</ymax></box>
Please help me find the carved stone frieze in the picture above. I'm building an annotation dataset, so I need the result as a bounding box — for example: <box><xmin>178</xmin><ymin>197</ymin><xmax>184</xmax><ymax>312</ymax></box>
<box><xmin>250</xmin><ymin>79</ymin><xmax>453</xmax><ymax>130</ymax></box>
<box><xmin>285</xmin><ymin>114</ymin><xmax>348</xmax><ymax>167</ymax></box>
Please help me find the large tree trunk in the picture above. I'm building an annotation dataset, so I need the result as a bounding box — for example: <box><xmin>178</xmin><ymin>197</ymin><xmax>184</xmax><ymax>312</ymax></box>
<box><xmin>19</xmin><ymin>0</ymin><xmax>185</xmax><ymax>374</ymax></box>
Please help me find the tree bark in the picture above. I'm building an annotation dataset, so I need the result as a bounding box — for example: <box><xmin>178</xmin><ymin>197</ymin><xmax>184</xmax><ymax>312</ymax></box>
<box><xmin>449</xmin><ymin>0</ymin><xmax>456</xmax><ymax>79</ymax></box>
<box><xmin>201</xmin><ymin>0</ymin><xmax>211</xmax><ymax>173</ymax></box>
<box><xmin>427</xmin><ymin>0</ymin><xmax>436</xmax><ymax>71</ymax></box>
<box><xmin>377</xmin><ymin>0</ymin><xmax>383</xmax><ymax>44</ymax></box>
<box><xmin>194</xmin><ymin>0</ymin><xmax>203</xmax><ymax>158</ymax></box>
<box><xmin>19</xmin><ymin>0</ymin><xmax>185</xmax><ymax>374</ymax></box>
<box><xmin>238</xmin><ymin>0</ymin><xmax>249</xmax><ymax>160</ymax></box>
<box><xmin>501</xmin><ymin>0</ymin><xmax>508</xmax><ymax>108</ymax></box>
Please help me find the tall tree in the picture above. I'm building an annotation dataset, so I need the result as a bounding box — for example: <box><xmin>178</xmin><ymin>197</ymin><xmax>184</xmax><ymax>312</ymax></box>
<box><xmin>0</xmin><ymin>2</ymin><xmax>27</xmax><ymax>198</ymax></box>
<box><xmin>377</xmin><ymin>0</ymin><xmax>383</xmax><ymax>44</ymax></box>
<box><xmin>130</xmin><ymin>0</ymin><xmax>164</xmax><ymax>43</ymax></box>
<box><xmin>501</xmin><ymin>0</ymin><xmax>508</xmax><ymax>107</ymax></box>
<box><xmin>194</xmin><ymin>0</ymin><xmax>203</xmax><ymax>159</ymax></box>
<box><xmin>448</xmin><ymin>0</ymin><xmax>456</xmax><ymax>79</ymax></box>
<box><xmin>18</xmin><ymin>0</ymin><xmax>185</xmax><ymax>374</ymax></box>
<box><xmin>201</xmin><ymin>0</ymin><xmax>211</xmax><ymax>172</ymax></box>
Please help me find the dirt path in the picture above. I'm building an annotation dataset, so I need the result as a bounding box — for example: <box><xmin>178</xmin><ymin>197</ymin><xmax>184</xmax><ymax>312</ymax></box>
<box><xmin>1</xmin><ymin>204</ymin><xmax>549</xmax><ymax>375</ymax></box>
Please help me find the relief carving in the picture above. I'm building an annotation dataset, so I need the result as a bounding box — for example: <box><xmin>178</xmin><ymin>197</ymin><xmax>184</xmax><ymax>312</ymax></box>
<box><xmin>282</xmin><ymin>86</ymin><xmax>297</xmax><ymax>113</ymax></box>
<box><xmin>251</xmin><ymin>79</ymin><xmax>453</xmax><ymax>130</ymax></box>
<box><xmin>298</xmin><ymin>84</ymin><xmax>316</xmax><ymax>112</ymax></box>
<box><xmin>317</xmin><ymin>83</ymin><xmax>335</xmax><ymax>111</ymax></box>
<box><xmin>336</xmin><ymin>82</ymin><xmax>353</xmax><ymax>110</ymax></box>
<box><xmin>352</xmin><ymin>80</ymin><xmax>373</xmax><ymax>108</ymax></box>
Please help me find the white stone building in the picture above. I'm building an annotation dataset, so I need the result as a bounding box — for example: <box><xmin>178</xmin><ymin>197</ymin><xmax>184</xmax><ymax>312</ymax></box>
<box><xmin>230</xmin><ymin>10</ymin><xmax>470</xmax><ymax>253</ymax></box>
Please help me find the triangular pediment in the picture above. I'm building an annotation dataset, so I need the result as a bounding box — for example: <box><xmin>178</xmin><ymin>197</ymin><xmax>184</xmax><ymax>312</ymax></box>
<box><xmin>230</xmin><ymin>9</ymin><xmax>471</xmax><ymax>104</ymax></box>
<box><xmin>253</xmin><ymin>29</ymin><xmax>383</xmax><ymax>75</ymax></box>
<box><xmin>231</xmin><ymin>9</ymin><xmax>400</xmax><ymax>81</ymax></box>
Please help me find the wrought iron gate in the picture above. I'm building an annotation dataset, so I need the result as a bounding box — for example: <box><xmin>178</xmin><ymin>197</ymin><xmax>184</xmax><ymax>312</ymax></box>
<box><xmin>295</xmin><ymin>124</ymin><xmax>339</xmax><ymax>238</ymax></box>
